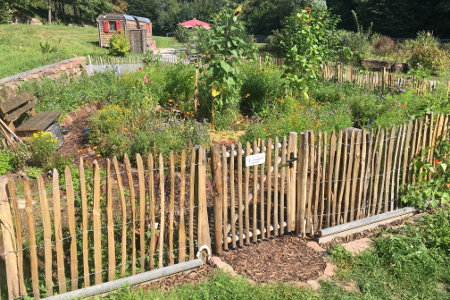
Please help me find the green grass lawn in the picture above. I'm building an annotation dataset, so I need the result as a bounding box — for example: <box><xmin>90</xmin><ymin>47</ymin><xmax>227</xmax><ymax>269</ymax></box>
<box><xmin>0</xmin><ymin>24</ymin><xmax>180</xmax><ymax>79</ymax></box>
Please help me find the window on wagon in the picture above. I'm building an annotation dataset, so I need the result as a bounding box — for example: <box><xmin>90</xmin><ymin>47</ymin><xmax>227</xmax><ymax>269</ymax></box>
<box><xmin>109</xmin><ymin>21</ymin><xmax>116</xmax><ymax>31</ymax></box>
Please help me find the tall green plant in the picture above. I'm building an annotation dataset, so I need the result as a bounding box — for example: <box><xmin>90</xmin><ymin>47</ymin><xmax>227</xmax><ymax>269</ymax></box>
<box><xmin>198</xmin><ymin>5</ymin><xmax>257</xmax><ymax>128</ymax></box>
<box><xmin>279</xmin><ymin>7</ymin><xmax>348</xmax><ymax>98</ymax></box>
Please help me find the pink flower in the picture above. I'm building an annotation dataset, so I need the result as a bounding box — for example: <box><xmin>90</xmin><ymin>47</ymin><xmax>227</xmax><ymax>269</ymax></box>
<box><xmin>401</xmin><ymin>105</ymin><xmax>406</xmax><ymax>108</ymax></box>
<box><xmin>151</xmin><ymin>81</ymin><xmax>154</xmax><ymax>84</ymax></box>
<box><xmin>144</xmin><ymin>76</ymin><xmax>149</xmax><ymax>83</ymax></box>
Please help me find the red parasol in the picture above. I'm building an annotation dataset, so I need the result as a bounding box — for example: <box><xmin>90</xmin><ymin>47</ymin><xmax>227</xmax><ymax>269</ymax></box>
<box><xmin>177</xmin><ymin>18</ymin><xmax>211</xmax><ymax>29</ymax></box>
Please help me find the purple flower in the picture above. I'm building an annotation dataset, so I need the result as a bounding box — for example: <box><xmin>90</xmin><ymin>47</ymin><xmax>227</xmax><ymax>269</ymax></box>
<box><xmin>399</xmin><ymin>88</ymin><xmax>406</xmax><ymax>92</ymax></box>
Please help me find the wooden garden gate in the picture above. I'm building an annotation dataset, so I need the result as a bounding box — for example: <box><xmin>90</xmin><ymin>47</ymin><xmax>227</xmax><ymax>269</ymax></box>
<box><xmin>128</xmin><ymin>29</ymin><xmax>146</xmax><ymax>53</ymax></box>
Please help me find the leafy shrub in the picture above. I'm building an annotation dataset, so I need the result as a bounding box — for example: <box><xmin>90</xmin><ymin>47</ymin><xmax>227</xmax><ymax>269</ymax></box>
<box><xmin>372</xmin><ymin>35</ymin><xmax>396</xmax><ymax>57</ymax></box>
<box><xmin>0</xmin><ymin>149</ymin><xmax>16</xmax><ymax>175</ymax></box>
<box><xmin>408</xmin><ymin>44</ymin><xmax>450</xmax><ymax>74</ymax></box>
<box><xmin>30</xmin><ymin>131</ymin><xmax>58</xmax><ymax>168</ymax></box>
<box><xmin>26</xmin><ymin>166</ymin><xmax>43</xmax><ymax>179</ymax></box>
<box><xmin>107</xmin><ymin>31</ymin><xmax>130</xmax><ymax>57</ymax></box>
<box><xmin>328</xmin><ymin>244</ymin><xmax>353</xmax><ymax>264</ymax></box>
<box><xmin>175</xmin><ymin>25</ymin><xmax>190</xmax><ymax>43</ymax></box>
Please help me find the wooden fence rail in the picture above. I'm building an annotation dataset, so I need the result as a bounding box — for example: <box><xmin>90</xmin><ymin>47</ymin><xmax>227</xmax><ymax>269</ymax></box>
<box><xmin>0</xmin><ymin>147</ymin><xmax>210</xmax><ymax>300</ymax></box>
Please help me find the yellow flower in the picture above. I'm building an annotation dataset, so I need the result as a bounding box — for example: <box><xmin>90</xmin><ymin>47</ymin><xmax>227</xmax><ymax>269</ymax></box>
<box><xmin>93</xmin><ymin>146</ymin><xmax>98</xmax><ymax>150</ymax></box>
<box><xmin>97</xmin><ymin>154</ymin><xmax>101</xmax><ymax>157</ymax></box>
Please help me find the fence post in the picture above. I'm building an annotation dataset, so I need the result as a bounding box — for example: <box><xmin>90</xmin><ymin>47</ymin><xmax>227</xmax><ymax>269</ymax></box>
<box><xmin>1</xmin><ymin>176</ymin><xmax>20</xmax><ymax>299</ymax></box>
<box><xmin>196</xmin><ymin>145</ymin><xmax>212</xmax><ymax>261</ymax></box>
<box><xmin>210</xmin><ymin>145</ymin><xmax>223</xmax><ymax>254</ymax></box>
<box><xmin>296</xmin><ymin>133</ymin><xmax>308</xmax><ymax>236</ymax></box>
<box><xmin>288</xmin><ymin>132</ymin><xmax>298</xmax><ymax>232</ymax></box>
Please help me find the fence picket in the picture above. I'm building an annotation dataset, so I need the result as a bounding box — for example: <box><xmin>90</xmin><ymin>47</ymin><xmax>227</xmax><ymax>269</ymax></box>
<box><xmin>65</xmin><ymin>166</ymin><xmax>78</xmax><ymax>290</ymax></box>
<box><xmin>159</xmin><ymin>153</ymin><xmax>165</xmax><ymax>268</ymax></box>
<box><xmin>93</xmin><ymin>161</ymin><xmax>102</xmax><ymax>285</ymax></box>
<box><xmin>112</xmin><ymin>157</ymin><xmax>127</xmax><ymax>276</ymax></box>
<box><xmin>189</xmin><ymin>149</ymin><xmax>196</xmax><ymax>259</ymax></box>
<box><xmin>327</xmin><ymin>131</ymin><xmax>336</xmax><ymax>227</ymax></box>
<box><xmin>266</xmin><ymin>139</ymin><xmax>272</xmax><ymax>238</ymax></box>
<box><xmin>124</xmin><ymin>154</ymin><xmax>137</xmax><ymax>274</ymax></box>
<box><xmin>362</xmin><ymin>129</ymin><xmax>375</xmax><ymax>218</ymax></box>
<box><xmin>260</xmin><ymin>139</ymin><xmax>266</xmax><ymax>239</ymax></box>
<box><xmin>410</xmin><ymin>120</ymin><xmax>419</xmax><ymax>184</ymax></box>
<box><xmin>178</xmin><ymin>151</ymin><xmax>186</xmax><ymax>263</ymax></box>
<box><xmin>38</xmin><ymin>175</ymin><xmax>53</xmax><ymax>295</ymax></box>
<box><xmin>211</xmin><ymin>146</ymin><xmax>223</xmax><ymax>252</ymax></box>
<box><xmin>230</xmin><ymin>144</ymin><xmax>236</xmax><ymax>247</ymax></box>
<box><xmin>222</xmin><ymin>145</ymin><xmax>229</xmax><ymax>249</ymax></box>
<box><xmin>280</xmin><ymin>137</ymin><xmax>287</xmax><ymax>235</ymax></box>
<box><xmin>24</xmin><ymin>179</ymin><xmax>40</xmax><ymax>299</ymax></box>
<box><xmin>394</xmin><ymin>125</ymin><xmax>406</xmax><ymax>209</ymax></box>
<box><xmin>169</xmin><ymin>151</ymin><xmax>175</xmax><ymax>265</ymax></box>
<box><xmin>52</xmin><ymin>168</ymin><xmax>66</xmax><ymax>294</ymax></box>
<box><xmin>148</xmin><ymin>153</ymin><xmax>156</xmax><ymax>268</ymax></box>
<box><xmin>273</xmin><ymin>137</ymin><xmax>280</xmax><ymax>236</ymax></box>
<box><xmin>252</xmin><ymin>140</ymin><xmax>258</xmax><ymax>242</ymax></box>
<box><xmin>335</xmin><ymin>131</ymin><xmax>345</xmax><ymax>225</ymax></box>
<box><xmin>385</xmin><ymin>125</ymin><xmax>396</xmax><ymax>212</ymax></box>
<box><xmin>245</xmin><ymin>142</ymin><xmax>250</xmax><ymax>244</ymax></box>
<box><xmin>369</xmin><ymin>128</ymin><xmax>381</xmax><ymax>217</ymax></box>
<box><xmin>106</xmin><ymin>159</ymin><xmax>116</xmax><ymax>281</ymax></box>
<box><xmin>238</xmin><ymin>143</ymin><xmax>244</xmax><ymax>245</ymax></box>
<box><xmin>356</xmin><ymin>131</ymin><xmax>366</xmax><ymax>220</ymax></box>
<box><xmin>343</xmin><ymin>131</ymin><xmax>355</xmax><ymax>224</ymax></box>
<box><xmin>319</xmin><ymin>132</ymin><xmax>327</xmax><ymax>231</ymax></box>
<box><xmin>312</xmin><ymin>132</ymin><xmax>322</xmax><ymax>235</ymax></box>
<box><xmin>288</xmin><ymin>133</ymin><xmax>298</xmax><ymax>232</ymax></box>
<box><xmin>298</xmin><ymin>133</ymin><xmax>308</xmax><ymax>236</ymax></box>
<box><xmin>79</xmin><ymin>158</ymin><xmax>90</xmax><ymax>287</ymax></box>
<box><xmin>378</xmin><ymin>130</ymin><xmax>389</xmax><ymax>215</ymax></box>
<box><xmin>306</xmin><ymin>131</ymin><xmax>315</xmax><ymax>234</ymax></box>
<box><xmin>350</xmin><ymin>131</ymin><xmax>361</xmax><ymax>222</ymax></box>
<box><xmin>402</xmin><ymin>121</ymin><xmax>413</xmax><ymax>187</ymax></box>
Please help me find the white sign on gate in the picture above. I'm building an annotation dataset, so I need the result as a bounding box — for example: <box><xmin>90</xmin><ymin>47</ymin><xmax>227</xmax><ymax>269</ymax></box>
<box><xmin>245</xmin><ymin>153</ymin><xmax>265</xmax><ymax>167</ymax></box>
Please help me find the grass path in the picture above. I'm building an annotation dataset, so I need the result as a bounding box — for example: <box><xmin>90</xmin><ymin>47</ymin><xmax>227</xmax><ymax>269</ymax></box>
<box><xmin>0</xmin><ymin>24</ymin><xmax>180</xmax><ymax>79</ymax></box>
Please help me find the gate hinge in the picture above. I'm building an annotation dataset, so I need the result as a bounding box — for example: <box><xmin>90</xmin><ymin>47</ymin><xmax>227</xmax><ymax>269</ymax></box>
<box><xmin>287</xmin><ymin>152</ymin><xmax>298</xmax><ymax>168</ymax></box>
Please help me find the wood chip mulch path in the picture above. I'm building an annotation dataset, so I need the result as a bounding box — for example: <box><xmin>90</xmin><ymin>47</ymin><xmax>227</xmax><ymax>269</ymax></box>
<box><xmin>219</xmin><ymin>234</ymin><xmax>327</xmax><ymax>283</ymax></box>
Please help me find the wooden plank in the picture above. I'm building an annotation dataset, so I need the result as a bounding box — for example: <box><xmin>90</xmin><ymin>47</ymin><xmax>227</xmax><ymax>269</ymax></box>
<box><xmin>3</xmin><ymin>100</ymin><xmax>36</xmax><ymax>123</ymax></box>
<box><xmin>38</xmin><ymin>175</ymin><xmax>53</xmax><ymax>296</ymax></box>
<box><xmin>222</xmin><ymin>145</ymin><xmax>228</xmax><ymax>249</ymax></box>
<box><xmin>349</xmin><ymin>131</ymin><xmax>361</xmax><ymax>222</ymax></box>
<box><xmin>169</xmin><ymin>151</ymin><xmax>175</xmax><ymax>265</ymax></box>
<box><xmin>245</xmin><ymin>142</ymin><xmax>250</xmax><ymax>244</ymax></box>
<box><xmin>342</xmin><ymin>131</ymin><xmax>355</xmax><ymax>224</ymax></box>
<box><xmin>273</xmin><ymin>137</ymin><xmax>279</xmax><ymax>236</ymax></box>
<box><xmin>306</xmin><ymin>131</ymin><xmax>315</xmax><ymax>233</ymax></box>
<box><xmin>288</xmin><ymin>132</ymin><xmax>298</xmax><ymax>232</ymax></box>
<box><xmin>410</xmin><ymin>120</ymin><xmax>419</xmax><ymax>184</ymax></box>
<box><xmin>189</xmin><ymin>149</ymin><xmax>196</xmax><ymax>259</ymax></box>
<box><xmin>319</xmin><ymin>132</ymin><xmax>327</xmax><ymax>231</ymax></box>
<box><xmin>124</xmin><ymin>154</ymin><xmax>137</xmax><ymax>274</ymax></box>
<box><xmin>327</xmin><ymin>132</ymin><xmax>336</xmax><ymax>227</ymax></box>
<box><xmin>93</xmin><ymin>161</ymin><xmax>102</xmax><ymax>285</ymax></box>
<box><xmin>362</xmin><ymin>129</ymin><xmax>374</xmax><ymax>218</ymax></box>
<box><xmin>211</xmin><ymin>145</ymin><xmax>223</xmax><ymax>252</ymax></box>
<box><xmin>312</xmin><ymin>132</ymin><xmax>322</xmax><ymax>235</ymax></box>
<box><xmin>65</xmin><ymin>166</ymin><xmax>78</xmax><ymax>290</ymax></box>
<box><xmin>252</xmin><ymin>140</ymin><xmax>258</xmax><ymax>242</ymax></box>
<box><xmin>384</xmin><ymin>125</ymin><xmax>396</xmax><ymax>212</ymax></box>
<box><xmin>259</xmin><ymin>139</ymin><xmax>265</xmax><ymax>239</ymax></box>
<box><xmin>52</xmin><ymin>170</ymin><xmax>66</xmax><ymax>294</ymax></box>
<box><xmin>15</xmin><ymin>111</ymin><xmax>62</xmax><ymax>133</ymax></box>
<box><xmin>178</xmin><ymin>151</ymin><xmax>186</xmax><ymax>263</ymax></box>
<box><xmin>79</xmin><ymin>158</ymin><xmax>90</xmax><ymax>287</ymax></box>
<box><xmin>335</xmin><ymin>131</ymin><xmax>345</xmax><ymax>225</ymax></box>
<box><xmin>356</xmin><ymin>130</ymin><xmax>366</xmax><ymax>220</ymax></box>
<box><xmin>238</xmin><ymin>143</ymin><xmax>244</xmax><ymax>246</ymax></box>
<box><xmin>112</xmin><ymin>157</ymin><xmax>127</xmax><ymax>275</ymax></box>
<box><xmin>0</xmin><ymin>92</ymin><xmax>32</xmax><ymax>114</ymax></box>
<box><xmin>377</xmin><ymin>130</ymin><xmax>389</xmax><ymax>215</ymax></box>
<box><xmin>195</xmin><ymin>145</ymin><xmax>211</xmax><ymax>260</ymax></box>
<box><xmin>24</xmin><ymin>179</ymin><xmax>40</xmax><ymax>299</ymax></box>
<box><xmin>159</xmin><ymin>154</ymin><xmax>165</xmax><ymax>269</ymax></box>
<box><xmin>368</xmin><ymin>128</ymin><xmax>380</xmax><ymax>216</ymax></box>
<box><xmin>402</xmin><ymin>121</ymin><xmax>413</xmax><ymax>187</ymax></box>
<box><xmin>106</xmin><ymin>159</ymin><xmax>116</xmax><ymax>281</ymax></box>
<box><xmin>280</xmin><ymin>136</ymin><xmax>287</xmax><ymax>235</ymax></box>
<box><xmin>266</xmin><ymin>138</ymin><xmax>272</xmax><ymax>239</ymax></box>
<box><xmin>148</xmin><ymin>153</ymin><xmax>156</xmax><ymax>268</ymax></box>
<box><xmin>297</xmin><ymin>132</ymin><xmax>308</xmax><ymax>236</ymax></box>
<box><xmin>230</xmin><ymin>144</ymin><xmax>236</xmax><ymax>247</ymax></box>
<box><xmin>394</xmin><ymin>125</ymin><xmax>406</xmax><ymax>210</ymax></box>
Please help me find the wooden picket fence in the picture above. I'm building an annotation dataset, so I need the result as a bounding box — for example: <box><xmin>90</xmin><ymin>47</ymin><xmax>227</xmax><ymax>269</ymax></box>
<box><xmin>210</xmin><ymin>113</ymin><xmax>449</xmax><ymax>252</ymax></box>
<box><xmin>0</xmin><ymin>147</ymin><xmax>210</xmax><ymax>300</ymax></box>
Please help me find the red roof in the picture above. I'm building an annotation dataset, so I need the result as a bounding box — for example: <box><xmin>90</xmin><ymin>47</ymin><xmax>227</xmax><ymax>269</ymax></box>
<box><xmin>178</xmin><ymin>18</ymin><xmax>211</xmax><ymax>29</ymax></box>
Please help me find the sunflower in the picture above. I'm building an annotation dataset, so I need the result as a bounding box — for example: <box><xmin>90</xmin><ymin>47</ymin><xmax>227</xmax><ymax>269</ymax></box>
<box><xmin>305</xmin><ymin>7</ymin><xmax>312</xmax><ymax>14</ymax></box>
<box><xmin>233</xmin><ymin>6</ymin><xmax>242</xmax><ymax>17</ymax></box>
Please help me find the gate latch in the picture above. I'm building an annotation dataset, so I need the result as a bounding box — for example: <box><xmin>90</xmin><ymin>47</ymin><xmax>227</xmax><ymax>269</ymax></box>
<box><xmin>287</xmin><ymin>152</ymin><xmax>298</xmax><ymax>168</ymax></box>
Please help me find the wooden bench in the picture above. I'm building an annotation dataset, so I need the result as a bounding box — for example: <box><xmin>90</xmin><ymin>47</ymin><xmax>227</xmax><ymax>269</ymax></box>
<box><xmin>0</xmin><ymin>92</ymin><xmax>62</xmax><ymax>140</ymax></box>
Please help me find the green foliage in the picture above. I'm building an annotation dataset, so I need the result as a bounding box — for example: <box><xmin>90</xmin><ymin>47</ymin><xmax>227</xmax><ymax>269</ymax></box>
<box><xmin>107</xmin><ymin>31</ymin><xmax>130</xmax><ymax>57</ymax></box>
<box><xmin>39</xmin><ymin>39</ymin><xmax>59</xmax><ymax>54</ymax></box>
<box><xmin>175</xmin><ymin>25</ymin><xmax>190</xmax><ymax>43</ymax></box>
<box><xmin>30</xmin><ymin>131</ymin><xmax>58</xmax><ymax>169</ymax></box>
<box><xmin>402</xmin><ymin>137</ymin><xmax>450</xmax><ymax>209</ymax></box>
<box><xmin>26</xmin><ymin>166</ymin><xmax>43</xmax><ymax>179</ymax></box>
<box><xmin>279</xmin><ymin>7</ymin><xmax>348</xmax><ymax>97</ymax></box>
<box><xmin>0</xmin><ymin>3</ymin><xmax>13</xmax><ymax>24</ymax></box>
<box><xmin>328</xmin><ymin>244</ymin><xmax>353</xmax><ymax>264</ymax></box>
<box><xmin>198</xmin><ymin>5</ymin><xmax>258</xmax><ymax>126</ymax></box>
<box><xmin>408</xmin><ymin>44</ymin><xmax>450</xmax><ymax>74</ymax></box>
<box><xmin>0</xmin><ymin>149</ymin><xmax>16</xmax><ymax>175</ymax></box>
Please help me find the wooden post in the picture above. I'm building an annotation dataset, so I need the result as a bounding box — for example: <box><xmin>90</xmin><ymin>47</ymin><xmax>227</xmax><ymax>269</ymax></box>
<box><xmin>211</xmin><ymin>145</ymin><xmax>223</xmax><ymax>253</ymax></box>
<box><xmin>178</xmin><ymin>151</ymin><xmax>187</xmax><ymax>263</ymax></box>
<box><xmin>196</xmin><ymin>145</ymin><xmax>211</xmax><ymax>261</ymax></box>
<box><xmin>53</xmin><ymin>170</ymin><xmax>66</xmax><ymax>294</ymax></box>
<box><xmin>92</xmin><ymin>161</ymin><xmax>102</xmax><ymax>285</ymax></box>
<box><xmin>1</xmin><ymin>176</ymin><xmax>20</xmax><ymax>299</ymax></box>
<box><xmin>106</xmin><ymin>159</ymin><xmax>116</xmax><ymax>281</ymax></box>
<box><xmin>79</xmin><ymin>158</ymin><xmax>90</xmax><ymax>287</ymax></box>
<box><xmin>297</xmin><ymin>132</ymin><xmax>308</xmax><ymax>236</ymax></box>
<box><xmin>288</xmin><ymin>132</ymin><xmax>298</xmax><ymax>232</ymax></box>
